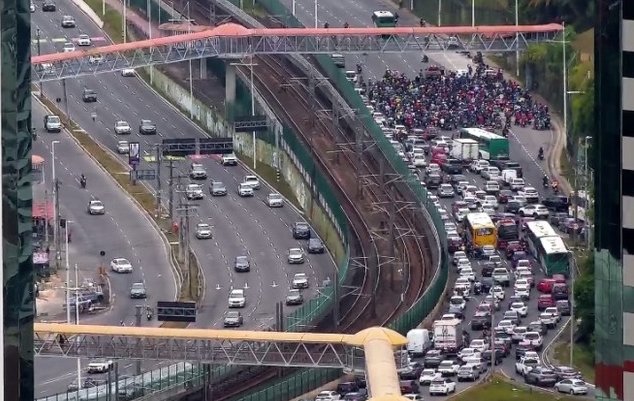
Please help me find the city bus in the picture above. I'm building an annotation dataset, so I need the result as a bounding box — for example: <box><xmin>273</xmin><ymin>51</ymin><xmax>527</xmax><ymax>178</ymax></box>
<box><xmin>459</xmin><ymin>127</ymin><xmax>509</xmax><ymax>160</ymax></box>
<box><xmin>465</xmin><ymin>212</ymin><xmax>497</xmax><ymax>248</ymax></box>
<box><xmin>524</xmin><ymin>220</ymin><xmax>558</xmax><ymax>253</ymax></box>
<box><xmin>371</xmin><ymin>11</ymin><xmax>397</xmax><ymax>28</ymax></box>
<box><xmin>537</xmin><ymin>236</ymin><xmax>570</xmax><ymax>276</ymax></box>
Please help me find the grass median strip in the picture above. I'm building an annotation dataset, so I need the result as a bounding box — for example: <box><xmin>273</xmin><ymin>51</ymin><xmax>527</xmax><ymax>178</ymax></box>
<box><xmin>37</xmin><ymin>96</ymin><xmax>200</xmax><ymax>328</ymax></box>
<box><xmin>452</xmin><ymin>374</ymin><xmax>578</xmax><ymax>401</ymax></box>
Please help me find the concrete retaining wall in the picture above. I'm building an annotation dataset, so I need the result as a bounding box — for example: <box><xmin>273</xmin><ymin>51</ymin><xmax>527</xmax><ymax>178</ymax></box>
<box><xmin>144</xmin><ymin>66</ymin><xmax>345</xmax><ymax>263</ymax></box>
<box><xmin>71</xmin><ymin>0</ymin><xmax>104</xmax><ymax>28</ymax></box>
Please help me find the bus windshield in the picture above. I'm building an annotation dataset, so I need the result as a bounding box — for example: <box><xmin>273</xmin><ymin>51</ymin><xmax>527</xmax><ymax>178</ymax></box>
<box><xmin>459</xmin><ymin>127</ymin><xmax>509</xmax><ymax>160</ymax></box>
<box><xmin>465</xmin><ymin>213</ymin><xmax>497</xmax><ymax>248</ymax></box>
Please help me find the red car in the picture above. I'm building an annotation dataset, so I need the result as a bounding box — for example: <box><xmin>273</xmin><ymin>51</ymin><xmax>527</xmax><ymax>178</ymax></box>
<box><xmin>505</xmin><ymin>241</ymin><xmax>526</xmax><ymax>259</ymax></box>
<box><xmin>537</xmin><ymin>278</ymin><xmax>556</xmax><ymax>293</ymax></box>
<box><xmin>537</xmin><ymin>294</ymin><xmax>556</xmax><ymax>311</ymax></box>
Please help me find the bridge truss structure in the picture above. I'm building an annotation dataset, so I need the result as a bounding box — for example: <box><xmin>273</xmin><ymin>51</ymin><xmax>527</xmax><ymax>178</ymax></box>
<box><xmin>35</xmin><ymin>324</ymin><xmax>408</xmax><ymax>400</ymax></box>
<box><xmin>31</xmin><ymin>23</ymin><xmax>563</xmax><ymax>82</ymax></box>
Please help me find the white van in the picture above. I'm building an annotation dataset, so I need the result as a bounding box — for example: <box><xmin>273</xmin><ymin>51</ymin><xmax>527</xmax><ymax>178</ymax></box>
<box><xmin>501</xmin><ymin>169</ymin><xmax>517</xmax><ymax>185</ymax></box>
<box><xmin>406</xmin><ymin>329</ymin><xmax>432</xmax><ymax>356</ymax></box>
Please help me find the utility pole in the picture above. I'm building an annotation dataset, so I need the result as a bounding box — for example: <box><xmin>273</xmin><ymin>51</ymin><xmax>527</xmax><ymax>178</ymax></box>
<box><xmin>135</xmin><ymin>305</ymin><xmax>143</xmax><ymax>375</ymax></box>
<box><xmin>176</xmin><ymin>202</ymin><xmax>196</xmax><ymax>298</ymax></box>
<box><xmin>54</xmin><ymin>179</ymin><xmax>61</xmax><ymax>264</ymax></box>
<box><xmin>168</xmin><ymin>159</ymin><xmax>175</xmax><ymax>218</ymax></box>
<box><xmin>354</xmin><ymin>119</ymin><xmax>364</xmax><ymax>199</ymax></box>
<box><xmin>155</xmin><ymin>145</ymin><xmax>162</xmax><ymax>217</ymax></box>
<box><xmin>569</xmin><ymin>140</ymin><xmax>580</xmax><ymax>368</ymax></box>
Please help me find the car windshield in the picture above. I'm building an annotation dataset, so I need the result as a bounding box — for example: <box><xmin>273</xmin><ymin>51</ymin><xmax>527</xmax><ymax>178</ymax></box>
<box><xmin>226</xmin><ymin>311</ymin><xmax>239</xmax><ymax>318</ymax></box>
<box><xmin>131</xmin><ymin>283</ymin><xmax>144</xmax><ymax>290</ymax></box>
<box><xmin>213</xmin><ymin>182</ymin><xmax>225</xmax><ymax>188</ymax></box>
<box><xmin>197</xmin><ymin>224</ymin><xmax>209</xmax><ymax>230</ymax></box>
<box><xmin>269</xmin><ymin>193</ymin><xmax>282</xmax><ymax>200</ymax></box>
<box><xmin>236</xmin><ymin>256</ymin><xmax>248</xmax><ymax>264</ymax></box>
<box><xmin>288</xmin><ymin>290</ymin><xmax>300</xmax><ymax>297</ymax></box>
<box><xmin>294</xmin><ymin>273</ymin><xmax>307</xmax><ymax>280</ymax></box>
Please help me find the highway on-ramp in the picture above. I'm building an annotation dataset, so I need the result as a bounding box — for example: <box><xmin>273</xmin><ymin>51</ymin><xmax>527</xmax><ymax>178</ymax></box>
<box><xmin>32</xmin><ymin>100</ymin><xmax>177</xmax><ymax>397</ymax></box>
<box><xmin>31</xmin><ymin>0</ymin><xmax>337</xmax><ymax>331</ymax></box>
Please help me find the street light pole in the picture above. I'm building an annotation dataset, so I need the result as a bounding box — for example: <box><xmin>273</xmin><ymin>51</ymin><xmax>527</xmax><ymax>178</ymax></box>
<box><xmin>471</xmin><ymin>0</ymin><xmax>474</xmax><ymax>27</ymax></box>
<box><xmin>65</xmin><ymin>221</ymin><xmax>72</xmax><ymax>325</ymax></box>
<box><xmin>562</xmin><ymin>24</ymin><xmax>568</xmax><ymax>139</ymax></box>
<box><xmin>437</xmin><ymin>0</ymin><xmax>441</xmax><ymax>26</ymax></box>
<box><xmin>74</xmin><ymin>263</ymin><xmax>81</xmax><ymax>386</ymax></box>
<box><xmin>313</xmin><ymin>0</ymin><xmax>317</xmax><ymax>28</ymax></box>
<box><xmin>230</xmin><ymin>58</ymin><xmax>258</xmax><ymax>170</ymax></box>
<box><xmin>51</xmin><ymin>140</ymin><xmax>60</xmax><ymax>260</ymax></box>
<box><xmin>515</xmin><ymin>0</ymin><xmax>519</xmax><ymax>77</ymax></box>
<box><xmin>123</xmin><ymin>0</ymin><xmax>127</xmax><ymax>43</ymax></box>
<box><xmin>187</xmin><ymin>2</ymin><xmax>194</xmax><ymax>119</ymax></box>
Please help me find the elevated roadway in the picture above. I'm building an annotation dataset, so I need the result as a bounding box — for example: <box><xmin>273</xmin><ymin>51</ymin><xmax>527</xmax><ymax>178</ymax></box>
<box><xmin>32</xmin><ymin>100</ymin><xmax>177</xmax><ymax>396</ymax></box>
<box><xmin>32</xmin><ymin>0</ymin><xmax>334</xmax><ymax>333</ymax></box>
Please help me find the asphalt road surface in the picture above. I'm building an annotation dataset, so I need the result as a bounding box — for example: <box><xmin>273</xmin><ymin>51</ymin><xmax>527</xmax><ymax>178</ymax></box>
<box><xmin>32</xmin><ymin>100</ymin><xmax>177</xmax><ymax>396</ymax></box>
<box><xmin>33</xmin><ymin>0</ymin><xmax>337</xmax><ymax>388</ymax></box>
<box><xmin>277</xmin><ymin>0</ymin><xmax>577</xmax><ymax>397</ymax></box>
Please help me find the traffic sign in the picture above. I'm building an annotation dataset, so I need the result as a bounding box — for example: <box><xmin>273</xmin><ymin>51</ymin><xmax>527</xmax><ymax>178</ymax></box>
<box><xmin>135</xmin><ymin>169</ymin><xmax>157</xmax><ymax>181</ymax></box>
<box><xmin>157</xmin><ymin>301</ymin><xmax>196</xmax><ymax>322</ymax></box>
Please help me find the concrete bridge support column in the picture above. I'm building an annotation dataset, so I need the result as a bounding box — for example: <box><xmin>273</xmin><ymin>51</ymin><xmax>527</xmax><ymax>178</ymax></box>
<box><xmin>225</xmin><ymin>63</ymin><xmax>237</xmax><ymax>120</ymax></box>
<box><xmin>200</xmin><ymin>58</ymin><xmax>208</xmax><ymax>80</ymax></box>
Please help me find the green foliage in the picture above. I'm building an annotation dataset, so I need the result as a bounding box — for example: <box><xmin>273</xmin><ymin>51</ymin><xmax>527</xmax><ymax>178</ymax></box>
<box><xmin>522</xmin><ymin>0</ymin><xmax>594</xmax><ymax>31</ymax></box>
<box><xmin>574</xmin><ymin>254</ymin><xmax>595</xmax><ymax>346</ymax></box>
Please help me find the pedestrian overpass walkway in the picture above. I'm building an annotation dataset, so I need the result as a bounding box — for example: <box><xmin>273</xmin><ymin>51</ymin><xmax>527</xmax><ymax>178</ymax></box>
<box><xmin>34</xmin><ymin>323</ymin><xmax>409</xmax><ymax>400</ymax></box>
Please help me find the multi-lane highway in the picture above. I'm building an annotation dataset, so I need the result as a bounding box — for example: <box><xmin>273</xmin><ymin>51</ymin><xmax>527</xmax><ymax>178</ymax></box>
<box><xmin>32</xmin><ymin>100</ymin><xmax>177</xmax><ymax>396</ymax></box>
<box><xmin>275</xmin><ymin>0</ymin><xmax>570</xmax><ymax>395</ymax></box>
<box><xmin>32</xmin><ymin>0</ymin><xmax>336</xmax><ymax>341</ymax></box>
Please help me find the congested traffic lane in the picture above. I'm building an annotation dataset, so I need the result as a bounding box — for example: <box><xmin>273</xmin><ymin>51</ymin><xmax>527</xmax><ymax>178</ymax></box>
<box><xmin>32</xmin><ymin>0</ymin><xmax>335</xmax><ymax>331</ymax></box>
<box><xmin>32</xmin><ymin>102</ymin><xmax>177</xmax><ymax>397</ymax></box>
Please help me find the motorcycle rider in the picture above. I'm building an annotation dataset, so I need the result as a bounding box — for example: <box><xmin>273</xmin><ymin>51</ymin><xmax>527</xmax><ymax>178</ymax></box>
<box><xmin>538</xmin><ymin>146</ymin><xmax>544</xmax><ymax>160</ymax></box>
<box><xmin>323</xmin><ymin>22</ymin><xmax>329</xmax><ymax>28</ymax></box>
<box><xmin>542</xmin><ymin>175</ymin><xmax>549</xmax><ymax>187</ymax></box>
<box><xmin>343</xmin><ymin>22</ymin><xmax>349</xmax><ymax>28</ymax></box>
<box><xmin>356</xmin><ymin>63</ymin><xmax>362</xmax><ymax>74</ymax></box>
<box><xmin>80</xmin><ymin>174</ymin><xmax>86</xmax><ymax>188</ymax></box>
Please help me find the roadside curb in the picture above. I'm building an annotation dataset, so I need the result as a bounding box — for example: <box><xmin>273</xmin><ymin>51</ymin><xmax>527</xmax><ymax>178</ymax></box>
<box><xmin>33</xmin><ymin>95</ymin><xmax>183</xmax><ymax>302</ymax></box>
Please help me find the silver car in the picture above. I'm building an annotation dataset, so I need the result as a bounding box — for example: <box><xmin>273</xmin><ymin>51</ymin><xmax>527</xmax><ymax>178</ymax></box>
<box><xmin>287</xmin><ymin>248</ymin><xmax>305</xmax><ymax>264</ymax></box>
<box><xmin>114</xmin><ymin>120</ymin><xmax>131</xmax><ymax>134</ymax></box>
<box><xmin>195</xmin><ymin>223</ymin><xmax>212</xmax><ymax>239</ymax></box>
<box><xmin>291</xmin><ymin>273</ymin><xmax>309</xmax><ymax>289</ymax></box>
<box><xmin>87</xmin><ymin>200</ymin><xmax>105</xmax><ymax>215</ymax></box>
<box><xmin>210</xmin><ymin>181</ymin><xmax>227</xmax><ymax>196</ymax></box>
<box><xmin>266</xmin><ymin>193</ymin><xmax>284</xmax><ymax>207</ymax></box>
<box><xmin>116</xmin><ymin>140</ymin><xmax>129</xmax><ymax>154</ymax></box>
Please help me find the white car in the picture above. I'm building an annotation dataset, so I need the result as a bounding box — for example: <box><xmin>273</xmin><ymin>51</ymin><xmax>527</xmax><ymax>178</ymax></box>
<box><xmin>481</xmin><ymin>166</ymin><xmax>500</xmax><ymax>180</ymax></box>
<box><xmin>519</xmin><ymin>204</ymin><xmax>549</xmax><ymax>218</ymax></box>
<box><xmin>496</xmin><ymin>319</ymin><xmax>516</xmax><ymax>334</ymax></box>
<box><xmin>452</xmin><ymin>251</ymin><xmax>467</xmax><ymax>266</ymax></box>
<box><xmin>413</xmin><ymin>154</ymin><xmax>427</xmax><ymax>168</ymax></box>
<box><xmin>459</xmin><ymin>267</ymin><xmax>476</xmax><ymax>282</ymax></box>
<box><xmin>77</xmin><ymin>34</ymin><xmax>92</xmax><ymax>46</ymax></box>
<box><xmin>63</xmin><ymin>42</ymin><xmax>75</xmax><ymax>52</ymax></box>
<box><xmin>456</xmin><ymin>258</ymin><xmax>471</xmax><ymax>272</ymax></box>
<box><xmin>436</xmin><ymin>360</ymin><xmax>460</xmax><ymax>376</ymax></box>
<box><xmin>457</xmin><ymin>347</ymin><xmax>480</xmax><ymax>361</ymax></box>
<box><xmin>292</xmin><ymin>273</ymin><xmax>309</xmax><ymax>289</ymax></box>
<box><xmin>110</xmin><ymin>258</ymin><xmax>133</xmax><ymax>273</ymax></box>
<box><xmin>484</xmin><ymin>181</ymin><xmax>500</xmax><ymax>193</ymax></box>
<box><xmin>491</xmin><ymin>285</ymin><xmax>505</xmax><ymax>301</ymax></box>
<box><xmin>86</xmin><ymin>359</ymin><xmax>114</xmax><ymax>373</ymax></box>
<box><xmin>237</xmin><ymin>183</ymin><xmax>254</xmax><ymax>197</ymax></box>
<box><xmin>185</xmin><ymin>183</ymin><xmax>204</xmax><ymax>200</ymax></box>
<box><xmin>509</xmin><ymin>301</ymin><xmax>528</xmax><ymax>317</ymax></box>
<box><xmin>469</xmin><ymin>339</ymin><xmax>489</xmax><ymax>353</ymax></box>
<box><xmin>426</xmin><ymin>163</ymin><xmax>440</xmax><ymax>175</ymax></box>
<box><xmin>470</xmin><ymin>159</ymin><xmax>489</xmax><ymax>173</ymax></box>
<box><xmin>511</xmin><ymin>326</ymin><xmax>528</xmax><ymax>343</ymax></box>
<box><xmin>116</xmin><ymin>140</ymin><xmax>129</xmax><ymax>154</ymax></box>
<box><xmin>315</xmin><ymin>391</ymin><xmax>340</xmax><ymax>401</ymax></box>
<box><xmin>195</xmin><ymin>223</ymin><xmax>213</xmax><ymax>239</ymax></box>
<box><xmin>510</xmin><ymin>177</ymin><xmax>525</xmax><ymax>191</ymax></box>
<box><xmin>448</xmin><ymin>296</ymin><xmax>466</xmax><ymax>311</ymax></box>
<box><xmin>523</xmin><ymin>331</ymin><xmax>544</xmax><ymax>349</ymax></box>
<box><xmin>522</xmin><ymin>186</ymin><xmax>540</xmax><ymax>201</ymax></box>
<box><xmin>514</xmin><ymin>279</ymin><xmax>531</xmax><ymax>298</ymax></box>
<box><xmin>287</xmin><ymin>248</ymin><xmax>305</xmax><ymax>264</ymax></box>
<box><xmin>266</xmin><ymin>193</ymin><xmax>283</xmax><ymax>207</ymax></box>
<box><xmin>544</xmin><ymin>307</ymin><xmax>561</xmax><ymax>323</ymax></box>
<box><xmin>221</xmin><ymin>153</ymin><xmax>238</xmax><ymax>166</ymax></box>
<box><xmin>555</xmin><ymin>379</ymin><xmax>588</xmax><ymax>395</ymax></box>
<box><xmin>243</xmin><ymin>175</ymin><xmax>260</xmax><ymax>189</ymax></box>
<box><xmin>114</xmin><ymin>120</ymin><xmax>131</xmax><ymax>134</ymax></box>
<box><xmin>121</xmin><ymin>68</ymin><xmax>136</xmax><ymax>77</ymax></box>
<box><xmin>228</xmin><ymin>289</ymin><xmax>246</xmax><ymax>308</ymax></box>
<box><xmin>89</xmin><ymin>54</ymin><xmax>104</xmax><ymax>64</ymax></box>
<box><xmin>482</xmin><ymin>195</ymin><xmax>498</xmax><ymax>209</ymax></box>
<box><xmin>429</xmin><ymin>378</ymin><xmax>456</xmax><ymax>395</ymax></box>
<box><xmin>539</xmin><ymin>311</ymin><xmax>558</xmax><ymax>327</ymax></box>
<box><xmin>419</xmin><ymin>369</ymin><xmax>441</xmax><ymax>385</ymax></box>
<box><xmin>87</xmin><ymin>200</ymin><xmax>105</xmax><ymax>215</ymax></box>
<box><xmin>454</xmin><ymin>208</ymin><xmax>469</xmax><ymax>222</ymax></box>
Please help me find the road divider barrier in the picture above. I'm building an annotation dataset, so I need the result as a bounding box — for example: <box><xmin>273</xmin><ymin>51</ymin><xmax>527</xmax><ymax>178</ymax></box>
<box><xmin>70</xmin><ymin>0</ymin><xmax>104</xmax><ymax>28</ymax></box>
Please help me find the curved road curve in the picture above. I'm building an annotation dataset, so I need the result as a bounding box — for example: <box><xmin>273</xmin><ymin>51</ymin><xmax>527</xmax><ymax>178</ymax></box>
<box><xmin>32</xmin><ymin>100</ymin><xmax>177</xmax><ymax>396</ymax></box>
<box><xmin>32</xmin><ymin>0</ymin><xmax>337</xmax><ymax>393</ymax></box>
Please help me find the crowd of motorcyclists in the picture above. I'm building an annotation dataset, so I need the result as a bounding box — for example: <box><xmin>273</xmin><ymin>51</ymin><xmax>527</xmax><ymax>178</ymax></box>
<box><xmin>364</xmin><ymin>61</ymin><xmax>552</xmax><ymax>134</ymax></box>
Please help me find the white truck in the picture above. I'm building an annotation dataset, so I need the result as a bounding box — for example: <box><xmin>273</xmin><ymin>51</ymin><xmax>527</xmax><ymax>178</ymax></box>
<box><xmin>86</xmin><ymin>359</ymin><xmax>114</xmax><ymax>373</ymax></box>
<box><xmin>450</xmin><ymin>138</ymin><xmax>479</xmax><ymax>162</ymax></box>
<box><xmin>406</xmin><ymin>328</ymin><xmax>432</xmax><ymax>357</ymax></box>
<box><xmin>432</xmin><ymin>319</ymin><xmax>462</xmax><ymax>354</ymax></box>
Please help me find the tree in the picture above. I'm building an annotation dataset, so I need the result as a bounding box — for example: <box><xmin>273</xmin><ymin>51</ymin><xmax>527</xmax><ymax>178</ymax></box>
<box><xmin>574</xmin><ymin>254</ymin><xmax>595</xmax><ymax>346</ymax></box>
